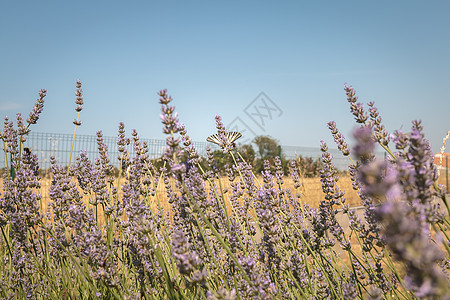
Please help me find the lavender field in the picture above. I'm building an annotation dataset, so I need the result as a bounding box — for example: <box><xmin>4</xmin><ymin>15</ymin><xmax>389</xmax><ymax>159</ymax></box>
<box><xmin>0</xmin><ymin>82</ymin><xmax>449</xmax><ymax>299</ymax></box>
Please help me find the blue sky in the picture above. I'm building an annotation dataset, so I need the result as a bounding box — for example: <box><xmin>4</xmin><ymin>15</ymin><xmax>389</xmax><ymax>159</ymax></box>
<box><xmin>1</xmin><ymin>0</ymin><xmax>449</xmax><ymax>154</ymax></box>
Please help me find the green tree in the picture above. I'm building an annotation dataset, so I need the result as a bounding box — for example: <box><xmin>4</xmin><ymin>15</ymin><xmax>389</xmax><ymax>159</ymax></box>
<box><xmin>237</xmin><ymin>144</ymin><xmax>256</xmax><ymax>165</ymax></box>
<box><xmin>253</xmin><ymin>135</ymin><xmax>279</xmax><ymax>159</ymax></box>
<box><xmin>252</xmin><ymin>135</ymin><xmax>287</xmax><ymax>174</ymax></box>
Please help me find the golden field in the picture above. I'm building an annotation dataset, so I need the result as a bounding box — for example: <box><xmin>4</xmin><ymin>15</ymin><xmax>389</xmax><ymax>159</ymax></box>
<box><xmin>1</xmin><ymin>172</ymin><xmax>448</xmax><ymax>214</ymax></box>
<box><xmin>0</xmin><ymin>174</ymin><xmax>363</xmax><ymax>214</ymax></box>
<box><xmin>1</xmin><ymin>169</ymin><xmax>447</xmax><ymax>277</ymax></box>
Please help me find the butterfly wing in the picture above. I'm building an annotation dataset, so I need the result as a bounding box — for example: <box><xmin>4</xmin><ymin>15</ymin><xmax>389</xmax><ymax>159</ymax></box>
<box><xmin>227</xmin><ymin>132</ymin><xmax>242</xmax><ymax>143</ymax></box>
<box><xmin>207</xmin><ymin>132</ymin><xmax>242</xmax><ymax>146</ymax></box>
<box><xmin>206</xmin><ymin>133</ymin><xmax>222</xmax><ymax>145</ymax></box>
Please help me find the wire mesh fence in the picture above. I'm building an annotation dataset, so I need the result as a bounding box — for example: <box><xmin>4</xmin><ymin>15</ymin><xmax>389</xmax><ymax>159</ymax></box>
<box><xmin>2</xmin><ymin>132</ymin><xmax>359</xmax><ymax>171</ymax></box>
<box><xmin>2</xmin><ymin>131</ymin><xmax>447</xmax><ymax>204</ymax></box>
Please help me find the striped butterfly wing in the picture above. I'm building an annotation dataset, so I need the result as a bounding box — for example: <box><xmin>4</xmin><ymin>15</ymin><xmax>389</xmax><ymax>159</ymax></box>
<box><xmin>206</xmin><ymin>132</ymin><xmax>242</xmax><ymax>146</ymax></box>
<box><xmin>227</xmin><ymin>132</ymin><xmax>242</xmax><ymax>144</ymax></box>
<box><xmin>206</xmin><ymin>133</ymin><xmax>222</xmax><ymax>145</ymax></box>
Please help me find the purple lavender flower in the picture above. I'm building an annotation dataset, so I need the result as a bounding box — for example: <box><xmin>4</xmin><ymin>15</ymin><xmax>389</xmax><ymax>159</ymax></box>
<box><xmin>392</xmin><ymin>130</ymin><xmax>409</xmax><ymax>150</ymax></box>
<box><xmin>367</xmin><ymin>101</ymin><xmax>390</xmax><ymax>146</ymax></box>
<box><xmin>0</xmin><ymin>136</ymin><xmax>46</xmax><ymax>297</ymax></box>
<box><xmin>158</xmin><ymin>88</ymin><xmax>172</xmax><ymax>104</ymax></box>
<box><xmin>172</xmin><ymin>229</ymin><xmax>202</xmax><ymax>275</ymax></box>
<box><xmin>393</xmin><ymin>121</ymin><xmax>441</xmax><ymax>224</ymax></box>
<box><xmin>407</xmin><ymin>121</ymin><xmax>438</xmax><ymax>204</ymax></box>
<box><xmin>2</xmin><ymin>116</ymin><xmax>18</xmax><ymax>157</ymax></box>
<box><xmin>95</xmin><ymin>131</ymin><xmax>114</xmax><ymax>179</ymax></box>
<box><xmin>375</xmin><ymin>200</ymin><xmax>449</xmax><ymax>298</ymax></box>
<box><xmin>206</xmin><ymin>146</ymin><xmax>220</xmax><ymax>178</ymax></box>
<box><xmin>158</xmin><ymin>90</ymin><xmax>185</xmax><ymax>167</ymax></box>
<box><xmin>179</xmin><ymin>123</ymin><xmax>201</xmax><ymax>164</ymax></box>
<box><xmin>68</xmin><ymin>203</ymin><xmax>121</xmax><ymax>287</ymax></box>
<box><xmin>345</xmin><ymin>84</ymin><xmax>369</xmax><ymax>124</ymax></box>
<box><xmin>261</xmin><ymin>159</ymin><xmax>274</xmax><ymax>190</ymax></box>
<box><xmin>119</xmin><ymin>145</ymin><xmax>169</xmax><ymax>289</ymax></box>
<box><xmin>16</xmin><ymin>113</ymin><xmax>29</xmax><ymax>141</ymax></box>
<box><xmin>319</xmin><ymin>141</ymin><xmax>346</xmax><ymax>205</ymax></box>
<box><xmin>159</xmin><ymin>89</ymin><xmax>180</xmax><ymax>135</ymax></box>
<box><xmin>357</xmin><ymin>160</ymin><xmax>399</xmax><ymax>200</ymax></box>
<box><xmin>314</xmin><ymin>270</ymin><xmax>331</xmax><ymax>299</ymax></box>
<box><xmin>352</xmin><ymin>126</ymin><xmax>375</xmax><ymax>162</ymax></box>
<box><xmin>236</xmin><ymin>256</ymin><xmax>277</xmax><ymax>299</ymax></box>
<box><xmin>117</xmin><ymin>122</ymin><xmax>130</xmax><ymax>156</ymax></box>
<box><xmin>274</xmin><ymin>156</ymin><xmax>284</xmax><ymax>185</ymax></box>
<box><xmin>327</xmin><ymin>121</ymin><xmax>350</xmax><ymax>156</ymax></box>
<box><xmin>206</xmin><ymin>287</ymin><xmax>237</xmax><ymax>300</ymax></box>
<box><xmin>342</xmin><ymin>280</ymin><xmax>358</xmax><ymax>300</ymax></box>
<box><xmin>72</xmin><ymin>80</ymin><xmax>83</xmax><ymax>125</ymax></box>
<box><xmin>26</xmin><ymin>89</ymin><xmax>47</xmax><ymax>125</ymax></box>
<box><xmin>75</xmin><ymin>79</ymin><xmax>83</xmax><ymax>112</ymax></box>
<box><xmin>351</xmin><ymin>126</ymin><xmax>396</xmax><ymax>253</ymax></box>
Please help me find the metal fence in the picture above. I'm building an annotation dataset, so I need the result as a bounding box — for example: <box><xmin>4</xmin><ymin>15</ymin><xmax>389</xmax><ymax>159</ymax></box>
<box><xmin>1</xmin><ymin>132</ymin><xmax>354</xmax><ymax>170</ymax></box>
<box><xmin>282</xmin><ymin>145</ymin><xmax>351</xmax><ymax>170</ymax></box>
<box><xmin>2</xmin><ymin>131</ymin><xmax>448</xmax><ymax>193</ymax></box>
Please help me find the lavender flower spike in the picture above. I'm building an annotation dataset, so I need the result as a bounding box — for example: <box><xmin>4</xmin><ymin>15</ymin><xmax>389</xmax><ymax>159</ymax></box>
<box><xmin>327</xmin><ymin>121</ymin><xmax>350</xmax><ymax>156</ymax></box>
<box><xmin>352</xmin><ymin>126</ymin><xmax>375</xmax><ymax>162</ymax></box>
<box><xmin>158</xmin><ymin>89</ymin><xmax>183</xmax><ymax>164</ymax></box>
<box><xmin>353</xmin><ymin>126</ymin><xmax>399</xmax><ymax>199</ymax></box>
<box><xmin>72</xmin><ymin>80</ymin><xmax>83</xmax><ymax>125</ymax></box>
<box><xmin>75</xmin><ymin>79</ymin><xmax>83</xmax><ymax>112</ymax></box>
<box><xmin>26</xmin><ymin>89</ymin><xmax>47</xmax><ymax>125</ymax></box>
<box><xmin>375</xmin><ymin>201</ymin><xmax>449</xmax><ymax>298</ymax></box>
<box><xmin>171</xmin><ymin>229</ymin><xmax>202</xmax><ymax>276</ymax></box>
<box><xmin>345</xmin><ymin>83</ymin><xmax>368</xmax><ymax>124</ymax></box>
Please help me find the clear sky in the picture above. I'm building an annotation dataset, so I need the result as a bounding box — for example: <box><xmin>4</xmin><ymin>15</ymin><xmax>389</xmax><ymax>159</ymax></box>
<box><xmin>1</xmin><ymin>0</ymin><xmax>449</xmax><ymax>154</ymax></box>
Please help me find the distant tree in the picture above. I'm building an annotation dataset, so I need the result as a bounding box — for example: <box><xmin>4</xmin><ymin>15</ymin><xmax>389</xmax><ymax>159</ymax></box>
<box><xmin>237</xmin><ymin>144</ymin><xmax>256</xmax><ymax>165</ymax></box>
<box><xmin>253</xmin><ymin>135</ymin><xmax>279</xmax><ymax>159</ymax></box>
<box><xmin>252</xmin><ymin>135</ymin><xmax>287</xmax><ymax>174</ymax></box>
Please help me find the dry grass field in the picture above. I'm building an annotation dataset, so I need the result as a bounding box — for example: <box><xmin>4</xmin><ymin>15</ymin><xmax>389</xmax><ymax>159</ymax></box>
<box><xmin>3</xmin><ymin>171</ymin><xmax>446</xmax><ymax>269</ymax></box>
<box><xmin>1</xmin><ymin>172</ymin><xmax>448</xmax><ymax>216</ymax></box>
<box><xmin>0</xmin><ymin>173</ymin><xmax>363</xmax><ymax>214</ymax></box>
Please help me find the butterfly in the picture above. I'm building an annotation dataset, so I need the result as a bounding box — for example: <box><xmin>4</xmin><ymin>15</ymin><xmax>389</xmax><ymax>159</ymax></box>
<box><xmin>206</xmin><ymin>132</ymin><xmax>242</xmax><ymax>146</ymax></box>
